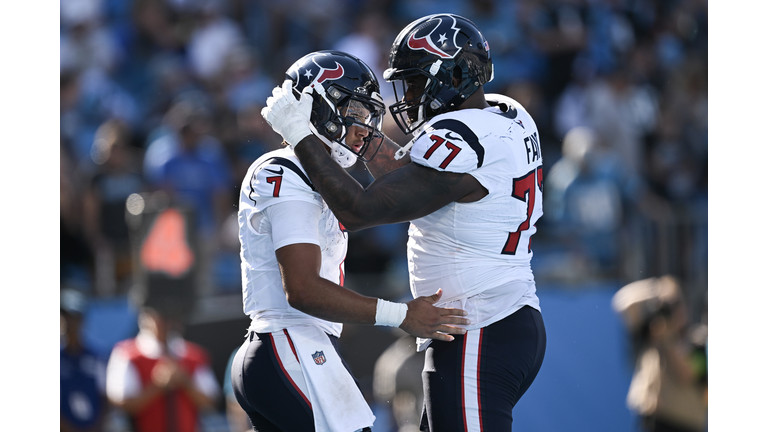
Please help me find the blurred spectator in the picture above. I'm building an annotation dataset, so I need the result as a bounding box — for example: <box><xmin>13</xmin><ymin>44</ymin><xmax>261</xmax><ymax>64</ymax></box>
<box><xmin>60</xmin><ymin>68</ymin><xmax>140</xmax><ymax>173</ymax></box>
<box><xmin>130</xmin><ymin>0</ymin><xmax>182</xmax><ymax>53</ymax></box>
<box><xmin>61</xmin><ymin>71</ymin><xmax>83</xmax><ymax>150</ymax></box>
<box><xmin>61</xmin><ymin>289</ymin><xmax>109</xmax><ymax>432</ymax></box>
<box><xmin>230</xmin><ymin>103</ymin><xmax>283</xmax><ymax>180</ymax></box>
<box><xmin>83</xmin><ymin>119</ymin><xmax>147</xmax><ymax>297</ymax></box>
<box><xmin>60</xmin><ymin>70</ymin><xmax>92</xmax><ymax>170</ymax></box>
<box><xmin>122</xmin><ymin>0</ymin><xmax>187</xmax><ymax>127</ymax></box>
<box><xmin>544</xmin><ymin>126</ymin><xmax>623</xmax><ymax>278</ymax></box>
<box><xmin>221</xmin><ymin>45</ymin><xmax>275</xmax><ymax>114</ymax></box>
<box><xmin>585</xmin><ymin>64</ymin><xmax>658</xmax><ymax>185</ymax></box>
<box><xmin>332</xmin><ymin>9</ymin><xmax>394</xmax><ymax>103</ymax></box>
<box><xmin>105</xmin><ymin>306</ymin><xmax>220</xmax><ymax>432</ymax></box>
<box><xmin>644</xmin><ymin>56</ymin><xmax>707</xmax><ymax>207</ymax></box>
<box><xmin>139</xmin><ymin>53</ymin><xmax>198</xmax><ymax>138</ymax></box>
<box><xmin>391</xmin><ymin>0</ymin><xmax>473</xmax><ymax>23</ymax></box>
<box><xmin>469</xmin><ymin>0</ymin><xmax>523</xmax><ymax>91</ymax></box>
<box><xmin>186</xmin><ymin>1</ymin><xmax>246</xmax><ymax>84</ymax></box>
<box><xmin>143</xmin><ymin>97</ymin><xmax>234</xmax><ymax>293</ymax></box>
<box><xmin>517</xmin><ymin>0</ymin><xmax>589</xmax><ymax>103</ymax></box>
<box><xmin>61</xmin><ymin>140</ymin><xmax>94</xmax><ymax>290</ymax></box>
<box><xmin>372</xmin><ymin>335</ymin><xmax>426</xmax><ymax>432</ymax></box>
<box><xmin>481</xmin><ymin>0</ymin><xmax>547</xmax><ymax>87</ymax></box>
<box><xmin>265</xmin><ymin>0</ymin><xmax>349</xmax><ymax>70</ymax></box>
<box><xmin>553</xmin><ymin>56</ymin><xmax>595</xmax><ymax>139</ymax></box>
<box><xmin>190</xmin><ymin>44</ymin><xmax>274</xmax><ymax>154</ymax></box>
<box><xmin>612</xmin><ymin>276</ymin><xmax>707</xmax><ymax>432</ymax></box>
<box><xmin>60</xmin><ymin>0</ymin><xmax>122</xmax><ymax>76</ymax></box>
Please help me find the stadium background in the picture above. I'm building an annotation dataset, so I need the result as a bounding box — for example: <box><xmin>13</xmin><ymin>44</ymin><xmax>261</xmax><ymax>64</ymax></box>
<box><xmin>57</xmin><ymin>0</ymin><xmax>710</xmax><ymax>431</ymax></box>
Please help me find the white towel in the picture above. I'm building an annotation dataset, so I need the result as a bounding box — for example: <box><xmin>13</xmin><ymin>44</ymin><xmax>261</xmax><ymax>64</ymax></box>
<box><xmin>286</xmin><ymin>325</ymin><xmax>376</xmax><ymax>432</ymax></box>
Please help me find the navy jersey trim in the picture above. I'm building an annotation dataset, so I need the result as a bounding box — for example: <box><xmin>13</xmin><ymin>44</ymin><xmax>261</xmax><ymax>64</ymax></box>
<box><xmin>429</xmin><ymin>119</ymin><xmax>484</xmax><ymax>168</ymax></box>
<box><xmin>260</xmin><ymin>157</ymin><xmax>315</xmax><ymax>191</ymax></box>
<box><xmin>487</xmin><ymin>100</ymin><xmax>518</xmax><ymax>120</ymax></box>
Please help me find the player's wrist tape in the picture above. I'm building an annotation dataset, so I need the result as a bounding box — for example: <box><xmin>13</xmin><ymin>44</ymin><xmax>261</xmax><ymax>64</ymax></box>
<box><xmin>375</xmin><ymin>299</ymin><xmax>408</xmax><ymax>327</ymax></box>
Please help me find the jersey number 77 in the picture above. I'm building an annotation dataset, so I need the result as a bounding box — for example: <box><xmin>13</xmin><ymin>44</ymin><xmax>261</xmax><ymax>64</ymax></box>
<box><xmin>502</xmin><ymin>166</ymin><xmax>543</xmax><ymax>255</ymax></box>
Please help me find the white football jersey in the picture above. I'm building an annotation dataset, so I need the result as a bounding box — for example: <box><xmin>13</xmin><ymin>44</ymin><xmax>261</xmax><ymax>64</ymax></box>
<box><xmin>238</xmin><ymin>147</ymin><xmax>346</xmax><ymax>337</ymax></box>
<box><xmin>408</xmin><ymin>96</ymin><xmax>544</xmax><ymax>337</ymax></box>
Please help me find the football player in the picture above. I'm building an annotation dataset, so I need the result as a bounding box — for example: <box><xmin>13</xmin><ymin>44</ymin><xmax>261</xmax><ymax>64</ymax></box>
<box><xmin>261</xmin><ymin>15</ymin><xmax>547</xmax><ymax>431</ymax></box>
<box><xmin>231</xmin><ymin>50</ymin><xmax>469</xmax><ymax>432</ymax></box>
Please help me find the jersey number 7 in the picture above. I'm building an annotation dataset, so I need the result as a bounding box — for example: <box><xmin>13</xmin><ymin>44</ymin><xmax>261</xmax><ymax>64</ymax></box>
<box><xmin>502</xmin><ymin>166</ymin><xmax>543</xmax><ymax>255</ymax></box>
<box><xmin>266</xmin><ymin>176</ymin><xmax>282</xmax><ymax>197</ymax></box>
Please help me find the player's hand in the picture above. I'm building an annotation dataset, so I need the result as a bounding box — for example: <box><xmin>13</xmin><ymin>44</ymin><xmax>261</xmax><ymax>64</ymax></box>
<box><xmin>151</xmin><ymin>357</ymin><xmax>179</xmax><ymax>389</ymax></box>
<box><xmin>400</xmin><ymin>289</ymin><xmax>469</xmax><ymax>341</ymax></box>
<box><xmin>261</xmin><ymin>80</ymin><xmax>314</xmax><ymax>148</ymax></box>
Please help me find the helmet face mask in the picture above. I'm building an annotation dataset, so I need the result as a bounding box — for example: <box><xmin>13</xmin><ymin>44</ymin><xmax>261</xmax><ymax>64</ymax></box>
<box><xmin>320</xmin><ymin>85</ymin><xmax>385</xmax><ymax>163</ymax></box>
<box><xmin>286</xmin><ymin>50</ymin><xmax>386</xmax><ymax>167</ymax></box>
<box><xmin>387</xmin><ymin>71</ymin><xmax>438</xmax><ymax>136</ymax></box>
<box><xmin>384</xmin><ymin>14</ymin><xmax>494</xmax><ymax>136</ymax></box>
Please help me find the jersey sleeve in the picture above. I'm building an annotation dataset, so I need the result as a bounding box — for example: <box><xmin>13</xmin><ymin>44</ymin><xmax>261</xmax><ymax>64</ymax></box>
<box><xmin>105</xmin><ymin>343</ymin><xmax>141</xmax><ymax>402</ymax></box>
<box><xmin>409</xmin><ymin>118</ymin><xmax>484</xmax><ymax>174</ymax></box>
<box><xmin>264</xmin><ymin>200</ymin><xmax>323</xmax><ymax>250</ymax></box>
<box><xmin>248</xmin><ymin>159</ymin><xmax>323</xmax><ymax>212</ymax></box>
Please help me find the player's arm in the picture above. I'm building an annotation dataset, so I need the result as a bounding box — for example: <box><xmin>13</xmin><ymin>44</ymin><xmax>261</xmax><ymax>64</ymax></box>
<box><xmin>266</xmin><ymin>200</ymin><xmax>468</xmax><ymax>338</ymax></box>
<box><xmin>109</xmin><ymin>356</ymin><xmax>217</xmax><ymax>413</ymax></box>
<box><xmin>276</xmin><ymin>242</ymin><xmax>468</xmax><ymax>340</ymax></box>
<box><xmin>106</xmin><ymin>351</ymin><xmax>166</xmax><ymax>414</ymax></box>
<box><xmin>111</xmin><ymin>387</ymin><xmax>163</xmax><ymax>414</ymax></box>
<box><xmin>364</xmin><ymin>134</ymin><xmax>411</xmax><ymax>179</ymax></box>
<box><xmin>178</xmin><ymin>381</ymin><xmax>215</xmax><ymax>410</ymax></box>
<box><xmin>261</xmin><ymin>81</ymin><xmax>482</xmax><ymax>231</ymax></box>
<box><xmin>168</xmin><ymin>363</ymin><xmax>218</xmax><ymax>410</ymax></box>
<box><xmin>295</xmin><ymin>134</ymin><xmax>482</xmax><ymax>231</ymax></box>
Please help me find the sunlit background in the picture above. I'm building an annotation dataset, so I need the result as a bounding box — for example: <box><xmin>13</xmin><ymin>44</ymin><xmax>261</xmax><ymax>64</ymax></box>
<box><xmin>55</xmin><ymin>0</ymin><xmax>714</xmax><ymax>431</ymax></box>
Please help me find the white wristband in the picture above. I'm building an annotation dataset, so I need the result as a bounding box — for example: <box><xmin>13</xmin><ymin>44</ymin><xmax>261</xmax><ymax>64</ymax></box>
<box><xmin>374</xmin><ymin>299</ymin><xmax>408</xmax><ymax>327</ymax></box>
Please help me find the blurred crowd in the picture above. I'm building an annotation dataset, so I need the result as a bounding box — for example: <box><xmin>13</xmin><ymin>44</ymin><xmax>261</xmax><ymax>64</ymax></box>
<box><xmin>60</xmin><ymin>0</ymin><xmax>708</xmax><ymax>299</ymax></box>
<box><xmin>60</xmin><ymin>0</ymin><xmax>707</xmax><ymax>430</ymax></box>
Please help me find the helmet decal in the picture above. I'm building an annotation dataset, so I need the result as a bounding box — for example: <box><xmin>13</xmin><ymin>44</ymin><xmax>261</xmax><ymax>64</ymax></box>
<box><xmin>295</xmin><ymin>60</ymin><xmax>346</xmax><ymax>91</ymax></box>
<box><xmin>406</xmin><ymin>15</ymin><xmax>460</xmax><ymax>59</ymax></box>
<box><xmin>314</xmin><ymin>61</ymin><xmax>345</xmax><ymax>86</ymax></box>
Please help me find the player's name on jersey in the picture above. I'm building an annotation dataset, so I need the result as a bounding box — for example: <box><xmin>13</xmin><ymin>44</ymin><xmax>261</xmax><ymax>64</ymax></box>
<box><xmin>523</xmin><ymin>131</ymin><xmax>541</xmax><ymax>164</ymax></box>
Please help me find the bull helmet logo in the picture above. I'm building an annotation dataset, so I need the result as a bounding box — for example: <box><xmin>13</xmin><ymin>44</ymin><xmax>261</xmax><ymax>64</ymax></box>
<box><xmin>299</xmin><ymin>59</ymin><xmax>345</xmax><ymax>91</ymax></box>
<box><xmin>314</xmin><ymin>61</ymin><xmax>344</xmax><ymax>85</ymax></box>
<box><xmin>406</xmin><ymin>15</ymin><xmax>461</xmax><ymax>59</ymax></box>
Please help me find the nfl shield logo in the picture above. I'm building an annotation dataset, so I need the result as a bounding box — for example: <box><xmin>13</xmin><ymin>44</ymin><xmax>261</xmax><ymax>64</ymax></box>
<box><xmin>312</xmin><ymin>351</ymin><xmax>326</xmax><ymax>365</ymax></box>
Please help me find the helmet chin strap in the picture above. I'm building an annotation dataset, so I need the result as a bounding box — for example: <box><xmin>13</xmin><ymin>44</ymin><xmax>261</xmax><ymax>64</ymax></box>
<box><xmin>395</xmin><ymin>80</ymin><xmax>430</xmax><ymax>160</ymax></box>
<box><xmin>417</xmin><ymin>78</ymin><xmax>434</xmax><ymax>126</ymax></box>
<box><xmin>394</xmin><ymin>123</ymin><xmax>425</xmax><ymax>160</ymax></box>
<box><xmin>308</xmin><ymin>123</ymin><xmax>357</xmax><ymax>168</ymax></box>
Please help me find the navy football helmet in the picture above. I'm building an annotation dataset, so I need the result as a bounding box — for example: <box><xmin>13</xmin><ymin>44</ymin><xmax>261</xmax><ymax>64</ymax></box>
<box><xmin>384</xmin><ymin>14</ymin><xmax>494</xmax><ymax>136</ymax></box>
<box><xmin>286</xmin><ymin>50</ymin><xmax>386</xmax><ymax>167</ymax></box>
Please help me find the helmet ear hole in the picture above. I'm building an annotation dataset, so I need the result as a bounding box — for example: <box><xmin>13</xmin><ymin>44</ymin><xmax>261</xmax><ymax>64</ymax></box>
<box><xmin>452</xmin><ymin>66</ymin><xmax>463</xmax><ymax>88</ymax></box>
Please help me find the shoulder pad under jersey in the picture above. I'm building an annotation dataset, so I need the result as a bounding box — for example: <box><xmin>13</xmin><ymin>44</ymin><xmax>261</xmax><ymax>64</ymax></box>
<box><xmin>248</xmin><ymin>156</ymin><xmax>319</xmax><ymax>210</ymax></box>
<box><xmin>409</xmin><ymin>115</ymin><xmax>485</xmax><ymax>173</ymax></box>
